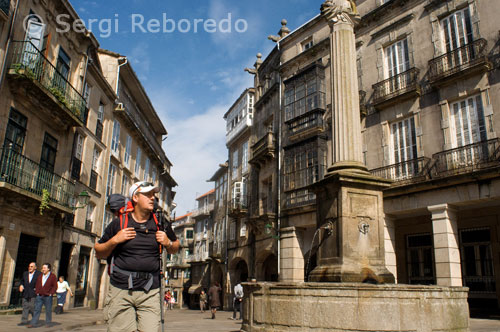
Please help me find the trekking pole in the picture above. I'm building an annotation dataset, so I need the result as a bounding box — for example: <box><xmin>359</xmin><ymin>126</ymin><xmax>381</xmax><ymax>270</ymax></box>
<box><xmin>157</xmin><ymin>210</ymin><xmax>165</xmax><ymax>332</ymax></box>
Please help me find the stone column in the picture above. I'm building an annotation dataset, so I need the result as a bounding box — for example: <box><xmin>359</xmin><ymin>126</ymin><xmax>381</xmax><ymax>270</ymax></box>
<box><xmin>322</xmin><ymin>0</ymin><xmax>366</xmax><ymax>173</ymax></box>
<box><xmin>279</xmin><ymin>227</ymin><xmax>304</xmax><ymax>282</ymax></box>
<box><xmin>428</xmin><ymin>204</ymin><xmax>462</xmax><ymax>287</ymax></box>
<box><xmin>384</xmin><ymin>215</ymin><xmax>397</xmax><ymax>282</ymax></box>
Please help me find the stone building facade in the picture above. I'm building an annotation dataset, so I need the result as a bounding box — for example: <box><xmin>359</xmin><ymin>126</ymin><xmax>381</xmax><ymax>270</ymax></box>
<box><xmin>0</xmin><ymin>0</ymin><xmax>175</xmax><ymax>310</ymax></box>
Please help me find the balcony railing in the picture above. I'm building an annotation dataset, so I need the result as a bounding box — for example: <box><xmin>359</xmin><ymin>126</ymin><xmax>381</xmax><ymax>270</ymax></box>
<box><xmin>285</xmin><ymin>188</ymin><xmax>316</xmax><ymax>209</ymax></box>
<box><xmin>287</xmin><ymin>109</ymin><xmax>324</xmax><ymax>138</ymax></box>
<box><xmin>428</xmin><ymin>39</ymin><xmax>489</xmax><ymax>83</ymax></box>
<box><xmin>192</xmin><ymin>202</ymin><xmax>214</xmax><ymax>218</ymax></box>
<box><xmin>1</xmin><ymin>0</ymin><xmax>10</xmax><ymax>16</ymax></box>
<box><xmin>95</xmin><ymin>120</ymin><xmax>103</xmax><ymax>142</ymax></box>
<box><xmin>432</xmin><ymin>139</ymin><xmax>500</xmax><ymax>176</ymax></box>
<box><xmin>372</xmin><ymin>68</ymin><xmax>420</xmax><ymax>105</ymax></box>
<box><xmin>0</xmin><ymin>147</ymin><xmax>75</xmax><ymax>207</ymax></box>
<box><xmin>231</xmin><ymin>194</ymin><xmax>248</xmax><ymax>211</ymax></box>
<box><xmin>226</xmin><ymin>113</ymin><xmax>252</xmax><ymax>145</ymax></box>
<box><xmin>8</xmin><ymin>41</ymin><xmax>88</xmax><ymax>124</ymax></box>
<box><xmin>370</xmin><ymin>157</ymin><xmax>431</xmax><ymax>183</ymax></box>
<box><xmin>85</xmin><ymin>219</ymin><xmax>93</xmax><ymax>232</ymax></box>
<box><xmin>89</xmin><ymin>170</ymin><xmax>98</xmax><ymax>191</ymax></box>
<box><xmin>284</xmin><ymin>164</ymin><xmax>325</xmax><ymax>208</ymax></box>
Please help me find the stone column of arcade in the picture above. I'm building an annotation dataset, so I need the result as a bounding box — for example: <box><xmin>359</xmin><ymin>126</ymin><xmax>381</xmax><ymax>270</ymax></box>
<box><xmin>308</xmin><ymin>0</ymin><xmax>394</xmax><ymax>283</ymax></box>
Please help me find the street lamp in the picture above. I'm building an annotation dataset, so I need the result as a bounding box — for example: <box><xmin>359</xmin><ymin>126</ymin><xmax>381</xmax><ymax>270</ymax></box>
<box><xmin>73</xmin><ymin>191</ymin><xmax>91</xmax><ymax>210</ymax></box>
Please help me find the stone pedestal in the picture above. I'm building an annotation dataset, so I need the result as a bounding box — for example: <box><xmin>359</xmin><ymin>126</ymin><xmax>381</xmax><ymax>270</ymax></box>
<box><xmin>241</xmin><ymin>282</ymin><xmax>470</xmax><ymax>332</ymax></box>
<box><xmin>279</xmin><ymin>227</ymin><xmax>305</xmax><ymax>282</ymax></box>
<box><xmin>309</xmin><ymin>171</ymin><xmax>395</xmax><ymax>283</ymax></box>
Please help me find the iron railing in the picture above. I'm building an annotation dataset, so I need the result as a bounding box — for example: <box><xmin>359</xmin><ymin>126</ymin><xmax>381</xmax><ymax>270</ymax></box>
<box><xmin>0</xmin><ymin>147</ymin><xmax>75</xmax><ymax>207</ymax></box>
<box><xmin>0</xmin><ymin>0</ymin><xmax>10</xmax><ymax>16</ymax></box>
<box><xmin>95</xmin><ymin>120</ymin><xmax>103</xmax><ymax>141</ymax></box>
<box><xmin>285</xmin><ymin>188</ymin><xmax>316</xmax><ymax>208</ymax></box>
<box><xmin>432</xmin><ymin>138</ymin><xmax>500</xmax><ymax>176</ymax></box>
<box><xmin>89</xmin><ymin>170</ymin><xmax>98</xmax><ymax>191</ymax></box>
<box><xmin>191</xmin><ymin>202</ymin><xmax>214</xmax><ymax>218</ymax></box>
<box><xmin>8</xmin><ymin>41</ymin><xmax>88</xmax><ymax>124</ymax></box>
<box><xmin>463</xmin><ymin>276</ymin><xmax>496</xmax><ymax>294</ymax></box>
<box><xmin>372</xmin><ymin>68</ymin><xmax>420</xmax><ymax>104</ymax></box>
<box><xmin>428</xmin><ymin>39</ymin><xmax>488</xmax><ymax>82</ymax></box>
<box><xmin>370</xmin><ymin>157</ymin><xmax>431</xmax><ymax>183</ymax></box>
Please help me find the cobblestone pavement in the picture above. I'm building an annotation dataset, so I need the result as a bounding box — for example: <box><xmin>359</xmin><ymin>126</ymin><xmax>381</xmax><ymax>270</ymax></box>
<box><xmin>0</xmin><ymin>308</ymin><xmax>499</xmax><ymax>332</ymax></box>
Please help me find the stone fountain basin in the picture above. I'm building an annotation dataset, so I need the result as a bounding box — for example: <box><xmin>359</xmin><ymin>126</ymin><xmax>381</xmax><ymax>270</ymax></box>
<box><xmin>241</xmin><ymin>282</ymin><xmax>469</xmax><ymax>332</ymax></box>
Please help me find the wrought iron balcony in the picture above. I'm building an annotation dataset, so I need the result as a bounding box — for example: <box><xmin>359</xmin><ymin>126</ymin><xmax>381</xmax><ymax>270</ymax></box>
<box><xmin>432</xmin><ymin>138</ymin><xmax>500</xmax><ymax>177</ymax></box>
<box><xmin>0</xmin><ymin>147</ymin><xmax>75</xmax><ymax>208</ymax></box>
<box><xmin>191</xmin><ymin>202</ymin><xmax>214</xmax><ymax>218</ymax></box>
<box><xmin>369</xmin><ymin>157</ymin><xmax>431</xmax><ymax>184</ymax></box>
<box><xmin>372</xmin><ymin>68</ymin><xmax>420</xmax><ymax>107</ymax></box>
<box><xmin>250</xmin><ymin>132</ymin><xmax>275</xmax><ymax>165</ymax></box>
<box><xmin>283</xmin><ymin>164</ymin><xmax>325</xmax><ymax>208</ymax></box>
<box><xmin>0</xmin><ymin>0</ymin><xmax>9</xmax><ymax>18</ymax></box>
<box><xmin>428</xmin><ymin>39</ymin><xmax>491</xmax><ymax>85</ymax></box>
<box><xmin>7</xmin><ymin>41</ymin><xmax>88</xmax><ymax>127</ymax></box>
<box><xmin>89</xmin><ymin>170</ymin><xmax>98</xmax><ymax>191</ymax></box>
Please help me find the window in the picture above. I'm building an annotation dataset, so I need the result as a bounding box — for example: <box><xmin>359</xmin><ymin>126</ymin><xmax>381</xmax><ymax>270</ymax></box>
<box><xmin>103</xmin><ymin>211</ymin><xmax>113</xmax><ymax>234</ymax></box>
<box><xmin>96</xmin><ymin>103</ymin><xmax>104</xmax><ymax>141</ymax></box>
<box><xmin>71</xmin><ymin>133</ymin><xmax>84</xmax><ymax>180</ymax></box>
<box><xmin>391</xmin><ymin>117</ymin><xmax>417</xmax><ymax>162</ymax></box>
<box><xmin>106</xmin><ymin>163</ymin><xmax>117</xmax><ymax>197</ymax></box>
<box><xmin>111</xmin><ymin>120</ymin><xmax>120</xmax><ymax>154</ymax></box>
<box><xmin>40</xmin><ymin>133</ymin><xmax>58</xmax><ymax>171</ymax></box>
<box><xmin>75</xmin><ymin>134</ymin><xmax>84</xmax><ymax>160</ymax></box>
<box><xmin>92</xmin><ymin>148</ymin><xmax>100</xmax><ymax>172</ymax></box>
<box><xmin>460</xmin><ymin>228</ymin><xmax>495</xmax><ymax>294</ymax></box>
<box><xmin>135</xmin><ymin>148</ymin><xmax>142</xmax><ymax>176</ymax></box>
<box><xmin>186</xmin><ymin>230</ymin><xmax>193</xmax><ymax>239</ymax></box>
<box><xmin>451</xmin><ymin>95</ymin><xmax>486</xmax><ymax>148</ymax></box>
<box><xmin>97</xmin><ymin>103</ymin><xmax>104</xmax><ymax>122</ymax></box>
<box><xmin>406</xmin><ymin>234</ymin><xmax>435</xmax><ymax>285</ymax></box>
<box><xmin>144</xmin><ymin>158</ymin><xmax>150</xmax><ymax>181</ymax></box>
<box><xmin>55</xmin><ymin>47</ymin><xmax>71</xmax><ymax>93</ymax></box>
<box><xmin>302</xmin><ymin>39</ymin><xmax>313</xmax><ymax>52</ymax></box>
<box><xmin>124</xmin><ymin>135</ymin><xmax>132</xmax><ymax>166</ymax></box>
<box><xmin>441</xmin><ymin>8</ymin><xmax>473</xmax><ymax>53</ymax></box>
<box><xmin>232</xmin><ymin>150</ymin><xmax>239</xmax><ymax>179</ymax></box>
<box><xmin>152</xmin><ymin>167</ymin><xmax>157</xmax><ymax>184</ymax></box>
<box><xmin>385</xmin><ymin>39</ymin><xmax>409</xmax><ymax>79</ymax></box>
<box><xmin>240</xmin><ymin>223</ymin><xmax>247</xmax><ymax>237</ymax></box>
<box><xmin>83</xmin><ymin>82</ymin><xmax>92</xmax><ymax>105</ymax></box>
<box><xmin>242</xmin><ymin>141</ymin><xmax>249</xmax><ymax>174</ymax></box>
<box><xmin>230</xmin><ymin>222</ymin><xmax>236</xmax><ymax>241</ymax></box>
<box><xmin>4</xmin><ymin>108</ymin><xmax>27</xmax><ymax>152</ymax></box>
<box><xmin>121</xmin><ymin>174</ymin><xmax>129</xmax><ymax>196</ymax></box>
<box><xmin>284</xmin><ymin>67</ymin><xmax>325</xmax><ymax>121</ymax></box>
<box><xmin>86</xmin><ymin>203</ymin><xmax>95</xmax><ymax>222</ymax></box>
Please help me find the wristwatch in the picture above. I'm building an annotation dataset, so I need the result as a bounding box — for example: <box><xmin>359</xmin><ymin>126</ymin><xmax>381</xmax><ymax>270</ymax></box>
<box><xmin>166</xmin><ymin>240</ymin><xmax>173</xmax><ymax>249</ymax></box>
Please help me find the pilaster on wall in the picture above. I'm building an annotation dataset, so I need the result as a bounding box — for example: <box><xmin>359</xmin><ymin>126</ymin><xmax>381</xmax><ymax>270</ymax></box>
<box><xmin>384</xmin><ymin>215</ymin><xmax>397</xmax><ymax>282</ymax></box>
<box><xmin>428</xmin><ymin>204</ymin><xmax>462</xmax><ymax>287</ymax></box>
<box><xmin>280</xmin><ymin>227</ymin><xmax>305</xmax><ymax>282</ymax></box>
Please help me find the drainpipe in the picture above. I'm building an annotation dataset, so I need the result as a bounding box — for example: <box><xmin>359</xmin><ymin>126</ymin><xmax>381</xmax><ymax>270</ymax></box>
<box><xmin>115</xmin><ymin>57</ymin><xmax>127</xmax><ymax>96</ymax></box>
<box><xmin>0</xmin><ymin>0</ymin><xmax>21</xmax><ymax>89</ymax></box>
<box><xmin>276</xmin><ymin>40</ymin><xmax>282</xmax><ymax>279</ymax></box>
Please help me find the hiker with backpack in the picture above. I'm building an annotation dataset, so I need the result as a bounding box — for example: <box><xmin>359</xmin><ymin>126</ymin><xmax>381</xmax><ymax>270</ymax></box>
<box><xmin>95</xmin><ymin>181</ymin><xmax>179</xmax><ymax>332</ymax></box>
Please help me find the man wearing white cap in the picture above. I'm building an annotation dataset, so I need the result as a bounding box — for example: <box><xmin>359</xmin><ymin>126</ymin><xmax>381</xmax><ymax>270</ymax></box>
<box><xmin>95</xmin><ymin>181</ymin><xmax>179</xmax><ymax>332</ymax></box>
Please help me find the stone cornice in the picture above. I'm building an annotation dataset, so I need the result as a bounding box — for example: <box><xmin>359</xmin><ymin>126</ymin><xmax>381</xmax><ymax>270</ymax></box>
<box><xmin>370</xmin><ymin>13</ymin><xmax>415</xmax><ymax>40</ymax></box>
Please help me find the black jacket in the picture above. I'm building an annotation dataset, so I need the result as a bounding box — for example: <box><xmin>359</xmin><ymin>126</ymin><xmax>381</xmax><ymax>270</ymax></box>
<box><xmin>20</xmin><ymin>270</ymin><xmax>41</xmax><ymax>299</ymax></box>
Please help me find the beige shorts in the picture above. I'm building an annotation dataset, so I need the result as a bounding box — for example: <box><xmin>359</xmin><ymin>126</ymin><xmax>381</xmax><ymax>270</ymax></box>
<box><xmin>103</xmin><ymin>284</ymin><xmax>160</xmax><ymax>332</ymax></box>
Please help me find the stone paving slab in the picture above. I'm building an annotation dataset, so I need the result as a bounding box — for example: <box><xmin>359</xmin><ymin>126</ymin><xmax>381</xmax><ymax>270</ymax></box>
<box><xmin>0</xmin><ymin>308</ymin><xmax>498</xmax><ymax>332</ymax></box>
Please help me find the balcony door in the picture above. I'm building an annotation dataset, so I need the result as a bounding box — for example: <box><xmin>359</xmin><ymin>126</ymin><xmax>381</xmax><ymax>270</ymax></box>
<box><xmin>385</xmin><ymin>39</ymin><xmax>410</xmax><ymax>94</ymax></box>
<box><xmin>37</xmin><ymin>133</ymin><xmax>58</xmax><ymax>195</ymax></box>
<box><xmin>22</xmin><ymin>14</ymin><xmax>45</xmax><ymax>71</ymax></box>
<box><xmin>391</xmin><ymin>117</ymin><xmax>417</xmax><ymax>179</ymax></box>
<box><xmin>441</xmin><ymin>8</ymin><xmax>473</xmax><ymax>69</ymax></box>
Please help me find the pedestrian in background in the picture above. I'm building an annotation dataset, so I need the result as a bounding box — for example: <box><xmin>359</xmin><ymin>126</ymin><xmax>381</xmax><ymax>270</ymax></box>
<box><xmin>165</xmin><ymin>290</ymin><xmax>172</xmax><ymax>310</ymax></box>
<box><xmin>199</xmin><ymin>290</ymin><xmax>207</xmax><ymax>313</ymax></box>
<box><xmin>232</xmin><ymin>281</ymin><xmax>243</xmax><ymax>320</ymax></box>
<box><xmin>208</xmin><ymin>282</ymin><xmax>221</xmax><ymax>319</ymax></box>
<box><xmin>29</xmin><ymin>263</ymin><xmax>57</xmax><ymax>328</ymax></box>
<box><xmin>18</xmin><ymin>262</ymin><xmax>41</xmax><ymax>326</ymax></box>
<box><xmin>55</xmin><ymin>276</ymin><xmax>73</xmax><ymax>314</ymax></box>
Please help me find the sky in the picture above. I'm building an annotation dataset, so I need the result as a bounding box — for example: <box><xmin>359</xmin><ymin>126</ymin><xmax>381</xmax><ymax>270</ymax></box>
<box><xmin>71</xmin><ymin>0</ymin><xmax>322</xmax><ymax>215</ymax></box>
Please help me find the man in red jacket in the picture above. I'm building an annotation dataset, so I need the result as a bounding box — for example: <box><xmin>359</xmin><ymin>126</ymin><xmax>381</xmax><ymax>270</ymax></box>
<box><xmin>28</xmin><ymin>263</ymin><xmax>57</xmax><ymax>328</ymax></box>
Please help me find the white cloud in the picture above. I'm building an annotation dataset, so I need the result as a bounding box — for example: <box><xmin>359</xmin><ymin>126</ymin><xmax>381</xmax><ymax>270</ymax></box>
<box><xmin>128</xmin><ymin>42</ymin><xmax>151</xmax><ymax>81</ymax></box>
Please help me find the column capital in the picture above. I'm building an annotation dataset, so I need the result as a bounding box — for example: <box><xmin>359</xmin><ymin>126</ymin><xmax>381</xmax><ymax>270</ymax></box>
<box><xmin>428</xmin><ymin>204</ymin><xmax>458</xmax><ymax>217</ymax></box>
<box><xmin>321</xmin><ymin>0</ymin><xmax>360</xmax><ymax>26</ymax></box>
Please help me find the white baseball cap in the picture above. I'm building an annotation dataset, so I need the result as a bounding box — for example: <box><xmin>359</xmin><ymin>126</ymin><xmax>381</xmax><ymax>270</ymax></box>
<box><xmin>129</xmin><ymin>181</ymin><xmax>160</xmax><ymax>198</ymax></box>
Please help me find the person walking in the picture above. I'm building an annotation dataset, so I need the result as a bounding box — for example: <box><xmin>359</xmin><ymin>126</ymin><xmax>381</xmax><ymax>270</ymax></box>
<box><xmin>18</xmin><ymin>262</ymin><xmax>41</xmax><ymax>326</ymax></box>
<box><xmin>208</xmin><ymin>282</ymin><xmax>221</xmax><ymax>319</ymax></box>
<box><xmin>55</xmin><ymin>276</ymin><xmax>73</xmax><ymax>314</ymax></box>
<box><xmin>232</xmin><ymin>282</ymin><xmax>243</xmax><ymax>320</ymax></box>
<box><xmin>199</xmin><ymin>290</ymin><xmax>207</xmax><ymax>313</ymax></box>
<box><xmin>28</xmin><ymin>263</ymin><xmax>57</xmax><ymax>328</ymax></box>
<box><xmin>164</xmin><ymin>290</ymin><xmax>172</xmax><ymax>310</ymax></box>
<box><xmin>95</xmin><ymin>181</ymin><xmax>180</xmax><ymax>332</ymax></box>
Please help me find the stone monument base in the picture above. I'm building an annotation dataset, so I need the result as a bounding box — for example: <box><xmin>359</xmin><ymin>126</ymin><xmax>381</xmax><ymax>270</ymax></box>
<box><xmin>241</xmin><ymin>282</ymin><xmax>469</xmax><ymax>332</ymax></box>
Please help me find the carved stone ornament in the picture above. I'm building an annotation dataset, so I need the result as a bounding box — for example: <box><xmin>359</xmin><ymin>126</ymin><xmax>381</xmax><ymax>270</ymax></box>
<box><xmin>320</xmin><ymin>0</ymin><xmax>360</xmax><ymax>25</ymax></box>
